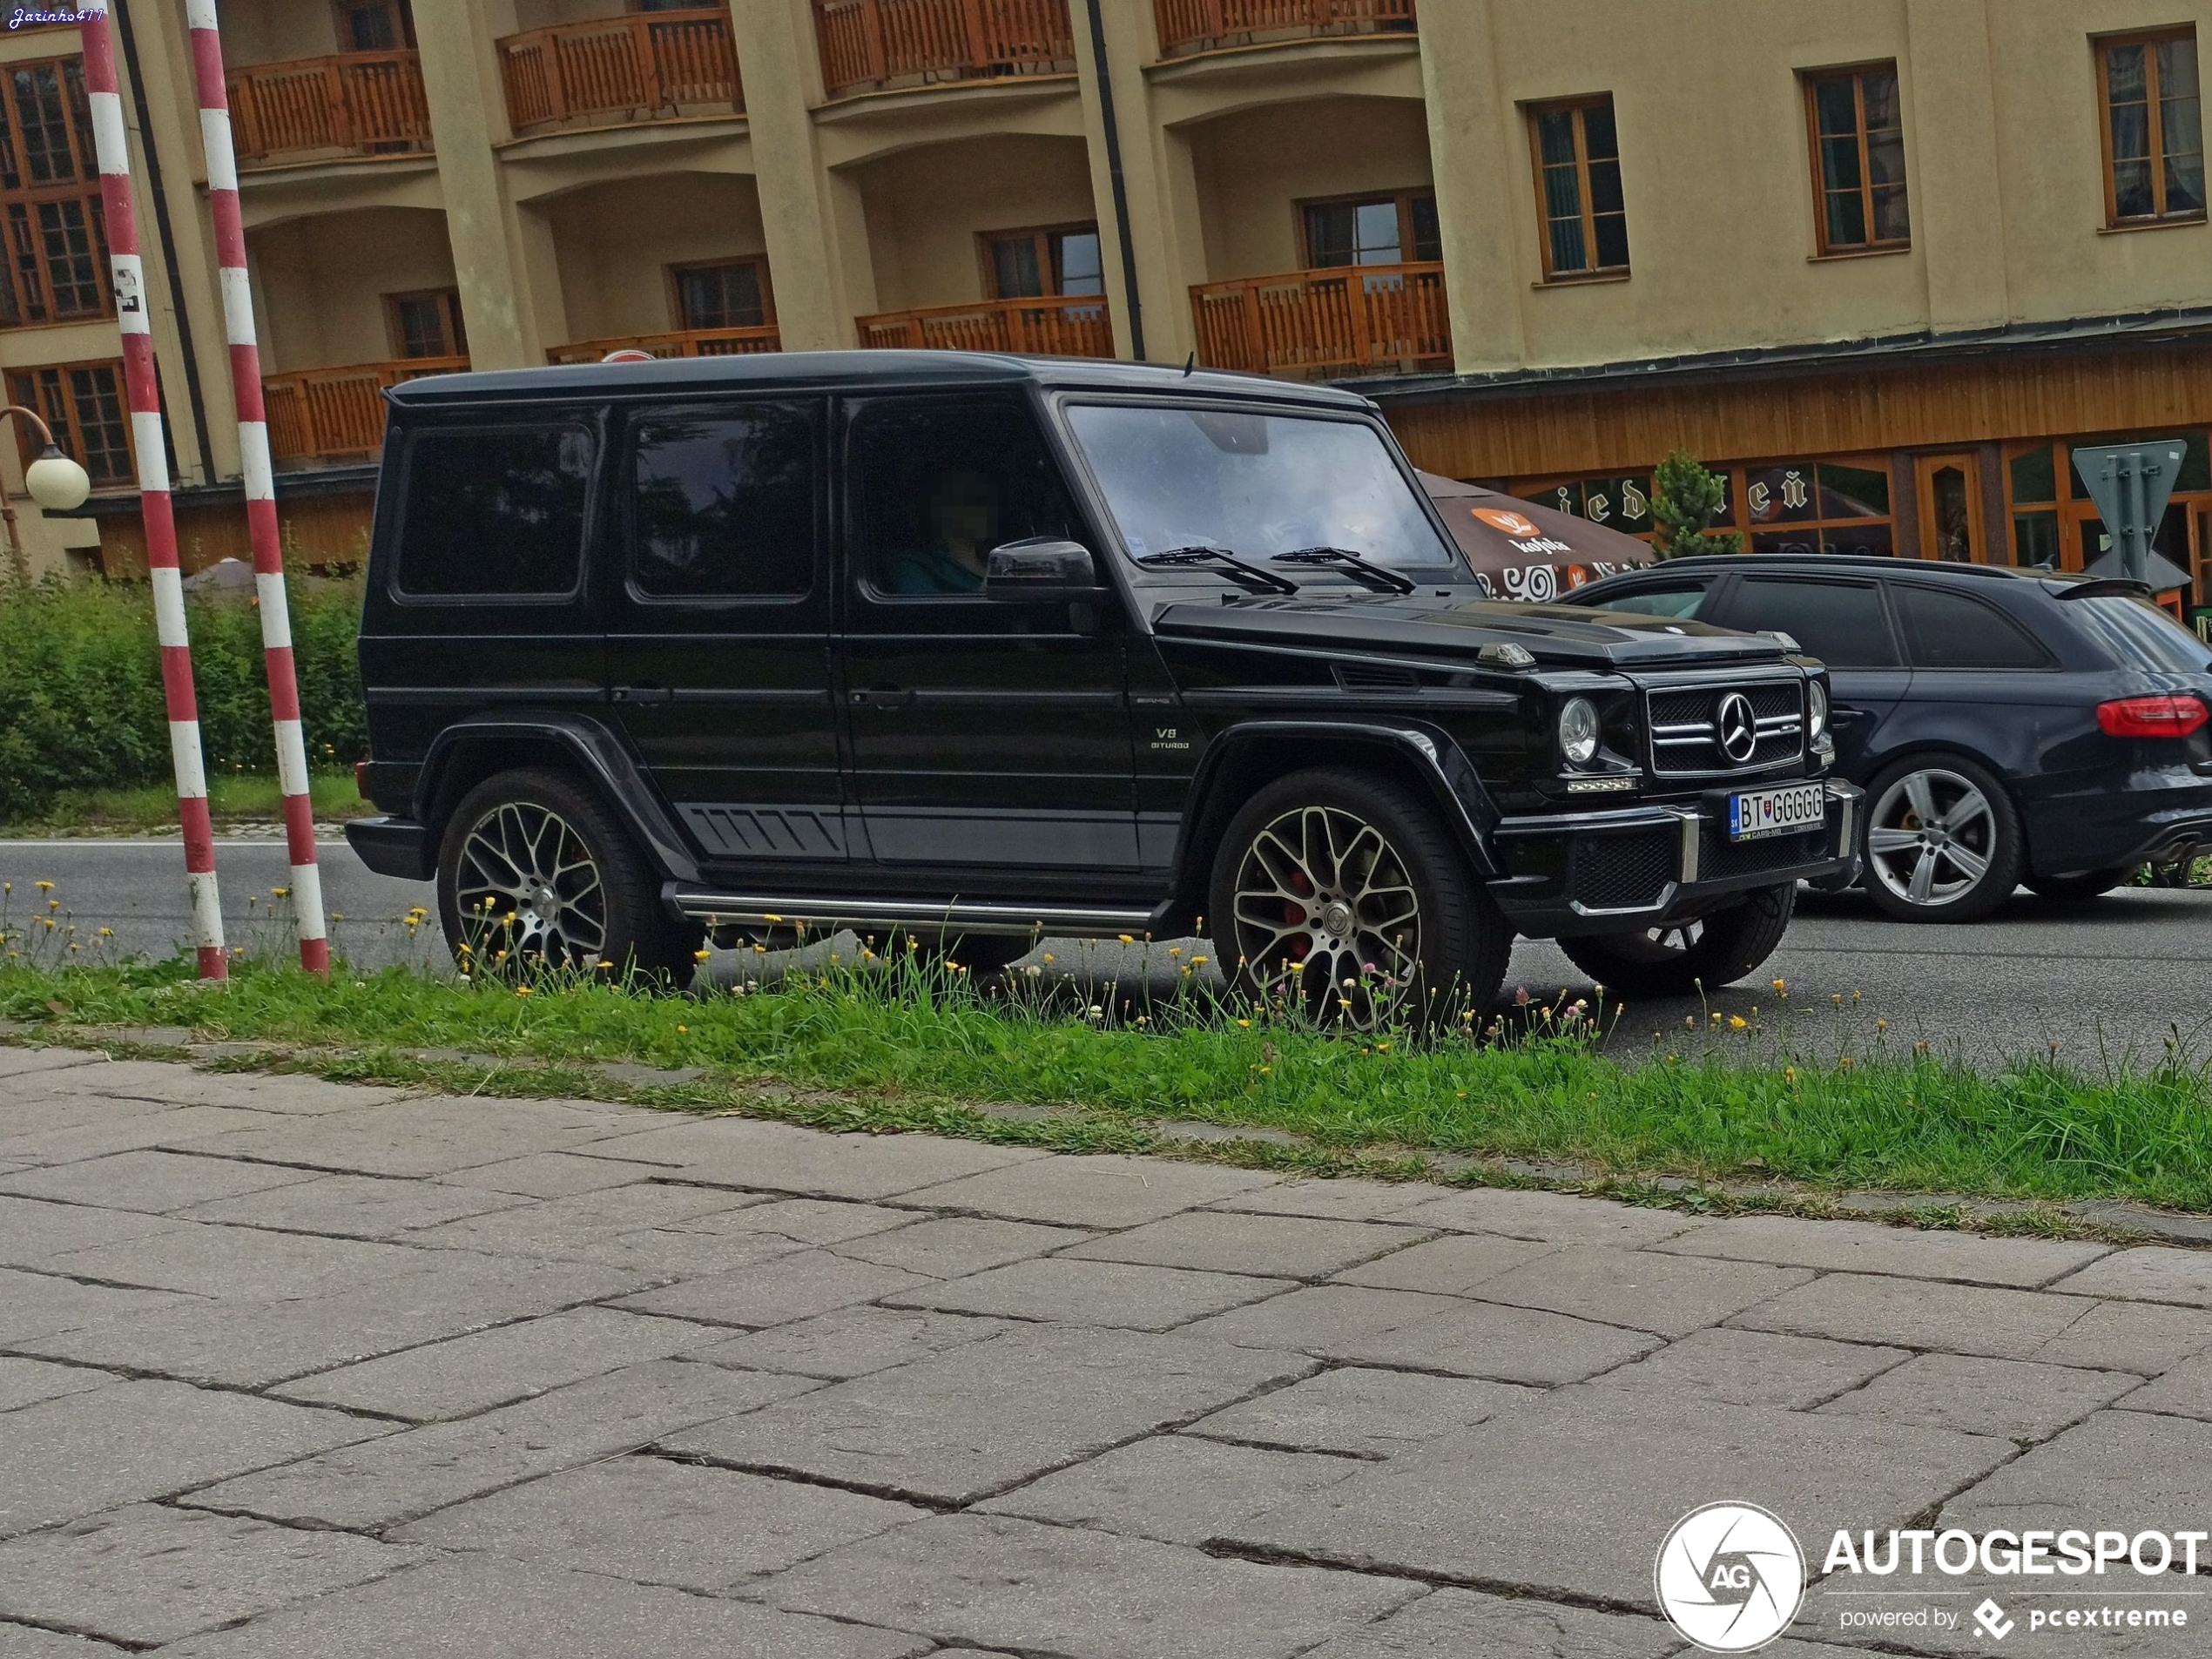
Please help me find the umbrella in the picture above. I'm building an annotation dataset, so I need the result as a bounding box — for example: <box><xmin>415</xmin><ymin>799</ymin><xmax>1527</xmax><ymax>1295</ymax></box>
<box><xmin>179</xmin><ymin>557</ymin><xmax>257</xmax><ymax>598</ymax></box>
<box><xmin>1419</xmin><ymin>472</ymin><xmax>1656</xmax><ymax>603</ymax></box>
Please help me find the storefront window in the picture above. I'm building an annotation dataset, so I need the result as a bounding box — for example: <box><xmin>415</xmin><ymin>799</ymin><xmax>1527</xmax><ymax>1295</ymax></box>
<box><xmin>1538</xmin><ymin>473</ymin><xmax>1658</xmax><ymax>540</ymax></box>
<box><xmin>1745</xmin><ymin>459</ymin><xmax>1893</xmax><ymax>555</ymax></box>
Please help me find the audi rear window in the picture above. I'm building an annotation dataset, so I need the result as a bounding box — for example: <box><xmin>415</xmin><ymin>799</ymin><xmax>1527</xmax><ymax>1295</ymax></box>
<box><xmin>2068</xmin><ymin>593</ymin><xmax>2212</xmax><ymax>673</ymax></box>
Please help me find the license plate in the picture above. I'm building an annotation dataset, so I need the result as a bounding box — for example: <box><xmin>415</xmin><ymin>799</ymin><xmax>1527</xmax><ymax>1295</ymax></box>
<box><xmin>1728</xmin><ymin>783</ymin><xmax>1826</xmax><ymax>841</ymax></box>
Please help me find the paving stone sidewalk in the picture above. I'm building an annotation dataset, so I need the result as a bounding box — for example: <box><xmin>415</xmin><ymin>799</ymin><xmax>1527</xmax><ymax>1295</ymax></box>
<box><xmin>3</xmin><ymin>1046</ymin><xmax>2211</xmax><ymax>1657</ymax></box>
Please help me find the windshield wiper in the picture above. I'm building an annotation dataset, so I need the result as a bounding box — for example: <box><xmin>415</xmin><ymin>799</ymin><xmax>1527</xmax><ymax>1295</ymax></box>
<box><xmin>1270</xmin><ymin>546</ymin><xmax>1417</xmax><ymax>596</ymax></box>
<box><xmin>1134</xmin><ymin>545</ymin><xmax>1299</xmax><ymax>596</ymax></box>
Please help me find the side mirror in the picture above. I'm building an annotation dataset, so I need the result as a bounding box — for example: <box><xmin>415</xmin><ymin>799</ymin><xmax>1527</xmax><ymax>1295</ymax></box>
<box><xmin>982</xmin><ymin>536</ymin><xmax>1100</xmax><ymax>599</ymax></box>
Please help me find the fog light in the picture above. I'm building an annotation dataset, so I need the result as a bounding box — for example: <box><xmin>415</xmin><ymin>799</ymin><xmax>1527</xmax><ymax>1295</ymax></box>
<box><xmin>1560</xmin><ymin>697</ymin><xmax>1599</xmax><ymax>767</ymax></box>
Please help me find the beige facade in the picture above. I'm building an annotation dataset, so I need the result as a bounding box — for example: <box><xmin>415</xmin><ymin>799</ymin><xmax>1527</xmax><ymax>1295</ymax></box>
<box><xmin>0</xmin><ymin>0</ymin><xmax>2208</xmax><ymax>586</ymax></box>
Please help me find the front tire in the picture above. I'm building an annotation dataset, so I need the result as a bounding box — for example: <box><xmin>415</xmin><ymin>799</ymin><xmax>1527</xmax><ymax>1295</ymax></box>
<box><xmin>437</xmin><ymin>768</ymin><xmax>701</xmax><ymax>981</ymax></box>
<box><xmin>1557</xmin><ymin>882</ymin><xmax>1796</xmax><ymax>998</ymax></box>
<box><xmin>1860</xmin><ymin>754</ymin><xmax>2022</xmax><ymax>921</ymax></box>
<box><xmin>1207</xmin><ymin>767</ymin><xmax>1508</xmax><ymax>1029</ymax></box>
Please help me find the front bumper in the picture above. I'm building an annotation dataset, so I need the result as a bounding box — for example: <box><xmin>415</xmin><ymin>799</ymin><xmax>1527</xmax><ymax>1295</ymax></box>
<box><xmin>1487</xmin><ymin>779</ymin><xmax>1862</xmax><ymax>938</ymax></box>
<box><xmin>344</xmin><ymin>816</ymin><xmax>434</xmax><ymax>882</ymax></box>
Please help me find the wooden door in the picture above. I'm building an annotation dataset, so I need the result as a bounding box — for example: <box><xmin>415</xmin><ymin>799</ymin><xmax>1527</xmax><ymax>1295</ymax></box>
<box><xmin>1915</xmin><ymin>455</ymin><xmax>1985</xmax><ymax>562</ymax></box>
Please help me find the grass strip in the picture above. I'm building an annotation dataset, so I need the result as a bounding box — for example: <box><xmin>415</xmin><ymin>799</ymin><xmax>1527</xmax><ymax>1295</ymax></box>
<box><xmin>0</xmin><ymin>773</ymin><xmax>368</xmax><ymax>837</ymax></box>
<box><xmin>4</xmin><ymin>950</ymin><xmax>2211</xmax><ymax>1215</ymax></box>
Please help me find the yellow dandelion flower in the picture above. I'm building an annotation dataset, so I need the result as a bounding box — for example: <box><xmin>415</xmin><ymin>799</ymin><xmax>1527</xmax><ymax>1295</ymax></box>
<box><xmin>515</xmin><ymin>985</ymin><xmax>532</xmax><ymax>997</ymax></box>
<box><xmin>694</xmin><ymin>949</ymin><xmax>711</xmax><ymax>961</ymax></box>
<box><xmin>1236</xmin><ymin>1018</ymin><xmax>1251</xmax><ymax>1028</ymax></box>
<box><xmin>34</xmin><ymin>880</ymin><xmax>53</xmax><ymax>891</ymax></box>
<box><xmin>1729</xmin><ymin>1015</ymin><xmax>1747</xmax><ymax>1030</ymax></box>
<box><xmin>1117</xmin><ymin>934</ymin><xmax>1135</xmax><ymax>945</ymax></box>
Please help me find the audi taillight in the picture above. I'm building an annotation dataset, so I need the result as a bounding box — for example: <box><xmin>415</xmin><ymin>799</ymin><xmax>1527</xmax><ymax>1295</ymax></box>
<box><xmin>354</xmin><ymin>759</ymin><xmax>371</xmax><ymax>794</ymax></box>
<box><xmin>2096</xmin><ymin>694</ymin><xmax>2210</xmax><ymax>738</ymax></box>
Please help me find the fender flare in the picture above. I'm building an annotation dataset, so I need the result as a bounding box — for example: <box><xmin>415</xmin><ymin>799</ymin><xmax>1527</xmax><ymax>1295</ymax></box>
<box><xmin>415</xmin><ymin>712</ymin><xmax>701</xmax><ymax>884</ymax></box>
<box><xmin>1170</xmin><ymin>718</ymin><xmax>1502</xmax><ymax>907</ymax></box>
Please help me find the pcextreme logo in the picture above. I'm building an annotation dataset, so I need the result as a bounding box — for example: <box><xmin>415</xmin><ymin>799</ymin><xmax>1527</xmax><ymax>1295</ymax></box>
<box><xmin>1655</xmin><ymin>1502</ymin><xmax>1807</xmax><ymax>1653</ymax></box>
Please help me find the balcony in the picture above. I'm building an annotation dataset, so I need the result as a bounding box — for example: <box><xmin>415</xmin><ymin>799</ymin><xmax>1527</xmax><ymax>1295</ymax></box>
<box><xmin>227</xmin><ymin>51</ymin><xmax>432</xmax><ymax>167</ymax></box>
<box><xmin>1154</xmin><ymin>0</ymin><xmax>1415</xmax><ymax>58</ymax></box>
<box><xmin>1191</xmin><ymin>262</ymin><xmax>1447</xmax><ymax>380</ymax></box>
<box><xmin>263</xmin><ymin>357</ymin><xmax>466</xmax><ymax>466</ymax></box>
<box><xmin>857</xmin><ymin>294</ymin><xmax>1111</xmax><ymax>356</ymax></box>
<box><xmin>548</xmin><ymin>326</ymin><xmax>783</xmax><ymax>364</ymax></box>
<box><xmin>498</xmin><ymin>9</ymin><xmax>742</xmax><ymax>138</ymax></box>
<box><xmin>813</xmin><ymin>0</ymin><xmax>1076</xmax><ymax>100</ymax></box>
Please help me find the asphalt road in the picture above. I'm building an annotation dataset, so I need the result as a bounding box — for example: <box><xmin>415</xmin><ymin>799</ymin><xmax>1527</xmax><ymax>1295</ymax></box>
<box><xmin>6</xmin><ymin>836</ymin><xmax>2209</xmax><ymax>1069</ymax></box>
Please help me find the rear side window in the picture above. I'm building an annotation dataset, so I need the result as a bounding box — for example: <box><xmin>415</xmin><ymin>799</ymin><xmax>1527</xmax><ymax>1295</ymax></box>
<box><xmin>2067</xmin><ymin>593</ymin><xmax>2212</xmax><ymax>673</ymax></box>
<box><xmin>1594</xmin><ymin>582</ymin><xmax>1710</xmax><ymax>619</ymax></box>
<box><xmin>1893</xmin><ymin>584</ymin><xmax>2053</xmax><ymax>670</ymax></box>
<box><xmin>629</xmin><ymin>404</ymin><xmax>816</xmax><ymax>600</ymax></box>
<box><xmin>394</xmin><ymin>424</ymin><xmax>593</xmax><ymax>599</ymax></box>
<box><xmin>1728</xmin><ymin>577</ymin><xmax>1899</xmax><ymax>667</ymax></box>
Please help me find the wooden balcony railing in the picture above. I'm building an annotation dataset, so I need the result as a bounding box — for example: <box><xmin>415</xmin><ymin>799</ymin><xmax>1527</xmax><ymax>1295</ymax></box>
<box><xmin>228</xmin><ymin>51</ymin><xmax>432</xmax><ymax>165</ymax></box>
<box><xmin>263</xmin><ymin>357</ymin><xmax>466</xmax><ymax>465</ymax></box>
<box><xmin>1192</xmin><ymin>261</ymin><xmax>1447</xmax><ymax>380</ymax></box>
<box><xmin>857</xmin><ymin>293</ymin><xmax>1112</xmax><ymax>357</ymax></box>
<box><xmin>1154</xmin><ymin>0</ymin><xmax>1415</xmax><ymax>57</ymax></box>
<box><xmin>813</xmin><ymin>0</ymin><xmax>1076</xmax><ymax>98</ymax></box>
<box><xmin>548</xmin><ymin>326</ymin><xmax>783</xmax><ymax>364</ymax></box>
<box><xmin>498</xmin><ymin>9</ymin><xmax>742</xmax><ymax>135</ymax></box>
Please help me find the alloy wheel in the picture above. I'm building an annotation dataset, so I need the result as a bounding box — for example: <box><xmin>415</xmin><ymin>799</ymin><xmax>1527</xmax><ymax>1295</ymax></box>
<box><xmin>455</xmin><ymin>800</ymin><xmax>608</xmax><ymax>966</ymax></box>
<box><xmin>1866</xmin><ymin>767</ymin><xmax>1997</xmax><ymax>907</ymax></box>
<box><xmin>1229</xmin><ymin>804</ymin><xmax>1422</xmax><ymax>1027</ymax></box>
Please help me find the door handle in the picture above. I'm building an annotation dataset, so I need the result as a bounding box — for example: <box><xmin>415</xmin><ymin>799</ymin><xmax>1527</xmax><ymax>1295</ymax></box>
<box><xmin>610</xmin><ymin>684</ymin><xmax>674</xmax><ymax>705</ymax></box>
<box><xmin>849</xmin><ymin>686</ymin><xmax>916</xmax><ymax>710</ymax></box>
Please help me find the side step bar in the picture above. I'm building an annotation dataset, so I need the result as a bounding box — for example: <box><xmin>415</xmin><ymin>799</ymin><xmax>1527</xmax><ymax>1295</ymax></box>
<box><xmin>668</xmin><ymin>889</ymin><xmax>1159</xmax><ymax>939</ymax></box>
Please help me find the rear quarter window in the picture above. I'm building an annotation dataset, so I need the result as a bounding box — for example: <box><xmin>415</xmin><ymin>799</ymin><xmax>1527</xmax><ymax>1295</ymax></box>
<box><xmin>2067</xmin><ymin>593</ymin><xmax>2212</xmax><ymax>673</ymax></box>
<box><xmin>1892</xmin><ymin>583</ymin><xmax>2054</xmax><ymax>670</ymax></box>
<box><xmin>392</xmin><ymin>423</ymin><xmax>596</xmax><ymax>601</ymax></box>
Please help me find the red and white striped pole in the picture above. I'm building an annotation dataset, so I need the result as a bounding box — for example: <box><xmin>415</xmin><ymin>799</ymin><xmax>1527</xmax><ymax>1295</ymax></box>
<box><xmin>81</xmin><ymin>9</ymin><xmax>226</xmax><ymax>981</ymax></box>
<box><xmin>184</xmin><ymin>0</ymin><xmax>327</xmax><ymax>977</ymax></box>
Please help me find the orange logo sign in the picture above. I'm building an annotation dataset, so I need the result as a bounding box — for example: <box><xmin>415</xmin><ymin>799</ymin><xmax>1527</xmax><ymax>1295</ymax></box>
<box><xmin>1473</xmin><ymin>508</ymin><xmax>1542</xmax><ymax>537</ymax></box>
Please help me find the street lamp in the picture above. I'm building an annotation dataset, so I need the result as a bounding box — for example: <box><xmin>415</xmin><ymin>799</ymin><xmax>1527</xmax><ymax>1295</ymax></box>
<box><xmin>0</xmin><ymin>403</ymin><xmax>92</xmax><ymax>582</ymax></box>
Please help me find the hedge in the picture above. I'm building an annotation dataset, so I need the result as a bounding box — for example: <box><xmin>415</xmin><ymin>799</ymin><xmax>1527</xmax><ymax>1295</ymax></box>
<box><xmin>0</xmin><ymin>576</ymin><xmax>366</xmax><ymax>818</ymax></box>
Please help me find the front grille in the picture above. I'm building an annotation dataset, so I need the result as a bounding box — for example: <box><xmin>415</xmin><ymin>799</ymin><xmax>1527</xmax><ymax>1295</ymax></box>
<box><xmin>1703</xmin><ymin>824</ymin><xmax>1830</xmax><ymax>882</ymax></box>
<box><xmin>1648</xmin><ymin>680</ymin><xmax>1804</xmax><ymax>776</ymax></box>
<box><xmin>1572</xmin><ymin>829</ymin><xmax>1676</xmax><ymax>909</ymax></box>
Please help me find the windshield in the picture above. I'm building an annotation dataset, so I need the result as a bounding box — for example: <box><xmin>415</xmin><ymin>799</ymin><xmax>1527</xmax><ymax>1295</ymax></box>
<box><xmin>1065</xmin><ymin>403</ymin><xmax>1459</xmax><ymax>572</ymax></box>
<box><xmin>2069</xmin><ymin>593</ymin><xmax>2212</xmax><ymax>674</ymax></box>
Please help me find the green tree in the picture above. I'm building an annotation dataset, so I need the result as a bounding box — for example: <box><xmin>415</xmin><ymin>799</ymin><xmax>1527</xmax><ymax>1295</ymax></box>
<box><xmin>1650</xmin><ymin>450</ymin><xmax>1744</xmax><ymax>559</ymax></box>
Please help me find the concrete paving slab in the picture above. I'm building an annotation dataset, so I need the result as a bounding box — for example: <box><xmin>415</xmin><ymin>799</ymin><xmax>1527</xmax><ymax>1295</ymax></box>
<box><xmin>894</xmin><ymin>1153</ymin><xmax>1278</xmax><ymax>1228</ymax></box>
<box><xmin>581</xmin><ymin>1115</ymin><xmax>1042</xmax><ymax>1200</ymax></box>
<box><xmin>1819</xmin><ymin>1351</ymin><xmax>2140</xmax><ymax>1440</ymax></box>
<box><xmin>1588</xmin><ymin>1326</ymin><xmax>1912</xmax><ymax>1409</ymax></box>
<box><xmin>0</xmin><ymin>1265</ymin><xmax>201</xmax><ymax>1345</ymax></box>
<box><xmin>1174</xmin><ymin>1283</ymin><xmax>1471</xmax><ymax>1353</ymax></box>
<box><xmin>1063</xmin><ymin>1212</ymin><xmax>1423</xmax><ymax>1278</ymax></box>
<box><xmin>689</xmin><ymin>1306</ymin><xmax>1015</xmax><ymax>1380</ymax></box>
<box><xmin>1</xmin><ymin>1379</ymin><xmax>382</xmax><ymax>1538</ymax></box>
<box><xmin>14</xmin><ymin>1254</ymin><xmax>649</xmax><ymax>1387</ymax></box>
<box><xmin>155</xmin><ymin>1554</ymin><xmax>928</xmax><ymax>1659</ymax></box>
<box><xmin>1219</xmin><ymin>1387</ymin><xmax>2013</xmax><ymax>1607</ymax></box>
<box><xmin>0</xmin><ymin>1150</ymin><xmax>314</xmax><ymax>1214</ymax></box>
<box><xmin>659</xmin><ymin>1324</ymin><xmax>1311</xmax><ymax>1505</ymax></box>
<box><xmin>2046</xmin><ymin>1244</ymin><xmax>2212</xmax><ymax>1307</ymax></box>
<box><xmin>0</xmin><ymin>1106</ymin><xmax>276</xmax><ymax>1167</ymax></box>
<box><xmin>0</xmin><ymin>1623</ymin><xmax>129</xmax><ymax>1656</ymax></box>
<box><xmin>2110</xmin><ymin>1350</ymin><xmax>2212</xmax><ymax>1420</ymax></box>
<box><xmin>0</xmin><ymin>1502</ymin><xmax>421</xmax><ymax>1647</ymax></box>
<box><xmin>1731</xmin><ymin>1273</ymin><xmax>2212</xmax><ymax>1372</ymax></box>
<box><xmin>184</xmin><ymin>1359</ymin><xmax>815</xmax><ymax>1531</ymax></box>
<box><xmin>884</xmin><ymin>1257</ymin><xmax>1292</xmax><ymax>1331</ymax></box>
<box><xmin>273</xmin><ymin>1305</ymin><xmax>718</xmax><ymax>1420</ymax></box>
<box><xmin>1657</xmin><ymin>1215</ymin><xmax>2112</xmax><ymax>1287</ymax></box>
<box><xmin>0</xmin><ymin>1356</ymin><xmax>116</xmax><ymax>1412</ymax></box>
<box><xmin>19</xmin><ymin>1063</ymin><xmax>407</xmax><ymax>1116</ymax></box>
<box><xmin>434</xmin><ymin>1151</ymin><xmax>671</xmax><ymax>1197</ymax></box>
<box><xmin>974</xmin><ymin>1435</ymin><xmax>1360</xmax><ymax>1545</ymax></box>
<box><xmin>1331</xmin><ymin>1232</ymin><xmax>1561</xmax><ymax>1295</ymax></box>
<box><xmin>617</xmin><ymin>1248</ymin><xmax>934</xmax><ymax>1327</ymax></box>
<box><xmin>174</xmin><ymin>1170</ymin><xmax>534</xmax><ymax>1238</ymax></box>
<box><xmin>1386</xmin><ymin>1188</ymin><xmax>1700</xmax><ymax>1247</ymax></box>
<box><xmin>394</xmin><ymin>1455</ymin><xmax>925</xmax><ymax>1590</ymax></box>
<box><xmin>666</xmin><ymin>1195</ymin><xmax>920</xmax><ymax>1245</ymax></box>
<box><xmin>1187</xmin><ymin>1367</ymin><xmax>1538</xmax><ymax>1458</ymax></box>
<box><xmin>0</xmin><ymin>1092</ymin><xmax>173</xmax><ymax>1135</ymax></box>
<box><xmin>196</xmin><ymin>1096</ymin><xmax>643</xmax><ymax>1178</ymax></box>
<box><xmin>1455</xmin><ymin>1245</ymin><xmax>1813</xmax><ymax>1338</ymax></box>
<box><xmin>833</xmin><ymin>1216</ymin><xmax>1095</xmax><ymax>1278</ymax></box>
<box><xmin>408</xmin><ymin>1183</ymin><xmax>764</xmax><ymax>1259</ymax></box>
<box><xmin>0</xmin><ymin>1049</ymin><xmax>105</xmax><ymax>1079</ymax></box>
<box><xmin>42</xmin><ymin>1217</ymin><xmax>436</xmax><ymax>1299</ymax></box>
<box><xmin>1297</xmin><ymin>1587</ymin><xmax>1681</xmax><ymax>1659</ymax></box>
<box><xmin>1940</xmin><ymin>1408</ymin><xmax>2212</xmax><ymax>1534</ymax></box>
<box><xmin>1208</xmin><ymin>1178</ymin><xmax>1456</xmax><ymax>1222</ymax></box>
<box><xmin>0</xmin><ymin>1196</ymin><xmax>179</xmax><ymax>1270</ymax></box>
<box><xmin>765</xmin><ymin>1512</ymin><xmax>1419</xmax><ymax>1659</ymax></box>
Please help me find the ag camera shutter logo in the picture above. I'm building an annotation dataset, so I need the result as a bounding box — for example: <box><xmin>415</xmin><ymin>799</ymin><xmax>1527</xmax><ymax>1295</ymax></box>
<box><xmin>1656</xmin><ymin>1501</ymin><xmax>1806</xmax><ymax>1652</ymax></box>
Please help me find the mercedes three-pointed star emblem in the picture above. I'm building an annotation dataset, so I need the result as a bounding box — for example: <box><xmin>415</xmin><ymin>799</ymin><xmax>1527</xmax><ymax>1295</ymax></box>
<box><xmin>1716</xmin><ymin>691</ymin><xmax>1758</xmax><ymax>764</ymax></box>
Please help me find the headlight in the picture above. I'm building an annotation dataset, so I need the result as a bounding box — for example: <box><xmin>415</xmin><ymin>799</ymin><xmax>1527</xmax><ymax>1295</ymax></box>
<box><xmin>1809</xmin><ymin>681</ymin><xmax>1829</xmax><ymax>741</ymax></box>
<box><xmin>1559</xmin><ymin>697</ymin><xmax>1600</xmax><ymax>766</ymax></box>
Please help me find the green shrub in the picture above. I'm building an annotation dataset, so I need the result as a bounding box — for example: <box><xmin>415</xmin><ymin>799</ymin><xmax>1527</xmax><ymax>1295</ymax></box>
<box><xmin>0</xmin><ymin>574</ymin><xmax>365</xmax><ymax>818</ymax></box>
<box><xmin>1651</xmin><ymin>450</ymin><xmax>1745</xmax><ymax>559</ymax></box>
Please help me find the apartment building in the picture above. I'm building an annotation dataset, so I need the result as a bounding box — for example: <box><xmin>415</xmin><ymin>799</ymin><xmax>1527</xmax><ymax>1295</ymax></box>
<box><xmin>2</xmin><ymin>0</ymin><xmax>2209</xmax><ymax>600</ymax></box>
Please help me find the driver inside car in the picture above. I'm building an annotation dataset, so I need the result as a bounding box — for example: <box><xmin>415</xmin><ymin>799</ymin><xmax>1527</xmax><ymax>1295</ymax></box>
<box><xmin>887</xmin><ymin>467</ymin><xmax>999</xmax><ymax>595</ymax></box>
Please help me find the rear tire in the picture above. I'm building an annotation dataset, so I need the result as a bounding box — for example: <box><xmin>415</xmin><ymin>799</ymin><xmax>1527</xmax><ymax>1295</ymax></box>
<box><xmin>1207</xmin><ymin>766</ymin><xmax>1508</xmax><ymax>1029</ymax></box>
<box><xmin>2023</xmin><ymin>867</ymin><xmax>2133</xmax><ymax>901</ymax></box>
<box><xmin>1860</xmin><ymin>753</ymin><xmax>2023</xmax><ymax>922</ymax></box>
<box><xmin>436</xmin><ymin>768</ymin><xmax>701</xmax><ymax>981</ymax></box>
<box><xmin>1557</xmin><ymin>882</ymin><xmax>1796</xmax><ymax>998</ymax></box>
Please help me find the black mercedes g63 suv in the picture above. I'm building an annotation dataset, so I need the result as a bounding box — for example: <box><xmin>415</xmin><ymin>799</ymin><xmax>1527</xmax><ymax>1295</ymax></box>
<box><xmin>347</xmin><ymin>351</ymin><xmax>1859</xmax><ymax>1022</ymax></box>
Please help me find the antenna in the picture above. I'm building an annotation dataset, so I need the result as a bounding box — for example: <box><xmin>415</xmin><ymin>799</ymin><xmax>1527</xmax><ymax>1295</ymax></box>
<box><xmin>1183</xmin><ymin>351</ymin><xmax>1196</xmax><ymax>377</ymax></box>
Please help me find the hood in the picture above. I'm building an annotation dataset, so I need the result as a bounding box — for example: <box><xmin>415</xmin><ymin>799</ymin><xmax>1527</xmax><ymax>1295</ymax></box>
<box><xmin>1151</xmin><ymin>590</ymin><xmax>1791</xmax><ymax>671</ymax></box>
